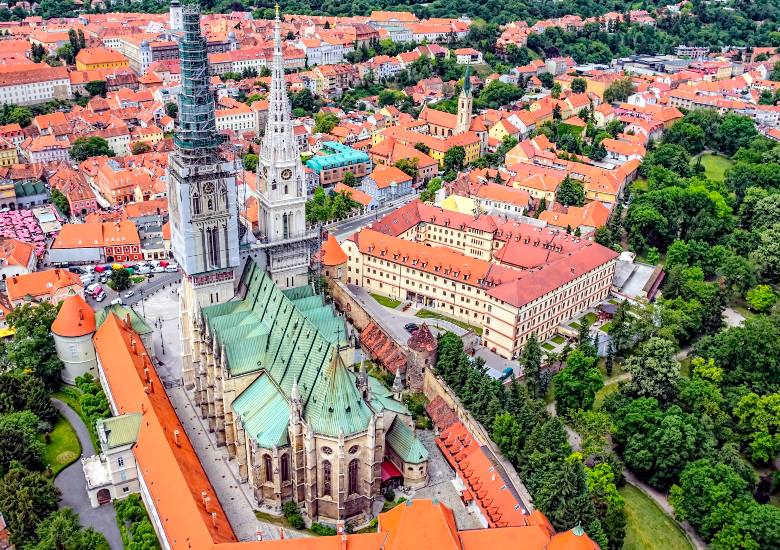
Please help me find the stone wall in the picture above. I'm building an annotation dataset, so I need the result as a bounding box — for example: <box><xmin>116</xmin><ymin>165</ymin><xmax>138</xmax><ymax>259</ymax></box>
<box><xmin>422</xmin><ymin>368</ymin><xmax>535</xmax><ymax>510</ymax></box>
<box><xmin>330</xmin><ymin>281</ymin><xmax>372</xmax><ymax>332</ymax></box>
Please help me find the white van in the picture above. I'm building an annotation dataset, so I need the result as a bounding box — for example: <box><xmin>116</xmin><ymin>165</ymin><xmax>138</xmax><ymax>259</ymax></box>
<box><xmin>80</xmin><ymin>274</ymin><xmax>94</xmax><ymax>285</ymax></box>
<box><xmin>137</xmin><ymin>266</ymin><xmax>151</xmax><ymax>274</ymax></box>
<box><xmin>110</xmin><ymin>297</ymin><xmax>123</xmax><ymax>306</ymax></box>
<box><xmin>165</xmin><ymin>264</ymin><xmax>178</xmax><ymax>273</ymax></box>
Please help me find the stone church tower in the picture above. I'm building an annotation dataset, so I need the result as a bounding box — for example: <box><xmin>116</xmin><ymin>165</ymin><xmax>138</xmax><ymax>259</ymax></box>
<box><xmin>455</xmin><ymin>63</ymin><xmax>473</xmax><ymax>135</ymax></box>
<box><xmin>167</xmin><ymin>4</ymin><xmax>240</xmax><ymax>387</ymax></box>
<box><xmin>255</xmin><ymin>5</ymin><xmax>314</xmax><ymax>289</ymax></box>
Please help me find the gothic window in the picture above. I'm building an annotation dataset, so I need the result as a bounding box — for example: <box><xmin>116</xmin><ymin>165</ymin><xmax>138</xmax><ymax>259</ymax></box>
<box><xmin>207</xmin><ymin>198</ymin><xmax>214</xmax><ymax>210</ymax></box>
<box><xmin>192</xmin><ymin>193</ymin><xmax>201</xmax><ymax>215</ymax></box>
<box><xmin>284</xmin><ymin>184</ymin><xmax>288</xmax><ymax>195</ymax></box>
<box><xmin>263</xmin><ymin>454</ymin><xmax>273</xmax><ymax>483</ymax></box>
<box><xmin>348</xmin><ymin>459</ymin><xmax>359</xmax><ymax>495</ymax></box>
<box><xmin>281</xmin><ymin>454</ymin><xmax>289</xmax><ymax>482</ymax></box>
<box><xmin>323</xmin><ymin>460</ymin><xmax>332</xmax><ymax>497</ymax></box>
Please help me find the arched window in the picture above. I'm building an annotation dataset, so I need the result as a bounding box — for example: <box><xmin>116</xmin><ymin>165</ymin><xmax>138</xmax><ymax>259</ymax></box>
<box><xmin>323</xmin><ymin>460</ymin><xmax>332</xmax><ymax>497</ymax></box>
<box><xmin>348</xmin><ymin>459</ymin><xmax>359</xmax><ymax>495</ymax></box>
<box><xmin>263</xmin><ymin>454</ymin><xmax>273</xmax><ymax>483</ymax></box>
<box><xmin>281</xmin><ymin>454</ymin><xmax>289</xmax><ymax>482</ymax></box>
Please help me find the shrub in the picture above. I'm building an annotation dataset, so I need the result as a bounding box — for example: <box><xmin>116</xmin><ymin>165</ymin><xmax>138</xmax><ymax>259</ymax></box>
<box><xmin>310</xmin><ymin>523</ymin><xmax>337</xmax><ymax>536</ymax></box>
<box><xmin>288</xmin><ymin>513</ymin><xmax>306</xmax><ymax>530</ymax></box>
<box><xmin>281</xmin><ymin>501</ymin><xmax>298</xmax><ymax>519</ymax></box>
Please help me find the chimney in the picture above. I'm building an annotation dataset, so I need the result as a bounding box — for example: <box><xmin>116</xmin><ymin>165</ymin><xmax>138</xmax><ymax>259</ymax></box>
<box><xmin>140</xmin><ymin>402</ymin><xmax>145</xmax><ymax>413</ymax></box>
<box><xmin>204</xmin><ymin>496</ymin><xmax>211</xmax><ymax>511</ymax></box>
<box><xmin>144</xmin><ymin>367</ymin><xmax>150</xmax><ymax>382</ymax></box>
<box><xmin>174</xmin><ymin>429</ymin><xmax>181</xmax><ymax>447</ymax></box>
<box><xmin>79</xmin><ymin>308</ymin><xmax>84</xmax><ymax>321</ymax></box>
<box><xmin>55</xmin><ymin>268</ymin><xmax>60</xmax><ymax>277</ymax></box>
<box><xmin>211</xmin><ymin>512</ymin><xmax>217</xmax><ymax>528</ymax></box>
<box><xmin>148</xmin><ymin>379</ymin><xmax>154</xmax><ymax>393</ymax></box>
<box><xmin>130</xmin><ymin>338</ymin><xmax>137</xmax><ymax>354</ymax></box>
<box><xmin>201</xmin><ymin>491</ymin><xmax>207</xmax><ymax>506</ymax></box>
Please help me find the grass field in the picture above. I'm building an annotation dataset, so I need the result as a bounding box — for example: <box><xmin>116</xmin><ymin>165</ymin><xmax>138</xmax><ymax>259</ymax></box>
<box><xmin>695</xmin><ymin>153</ymin><xmax>734</xmax><ymax>181</ymax></box>
<box><xmin>415</xmin><ymin>309</ymin><xmax>483</xmax><ymax>335</ymax></box>
<box><xmin>620</xmin><ymin>484</ymin><xmax>693</xmax><ymax>550</ymax></box>
<box><xmin>369</xmin><ymin>293</ymin><xmax>401</xmax><ymax>309</ymax></box>
<box><xmin>551</xmin><ymin>335</ymin><xmax>565</xmax><ymax>344</ymax></box>
<box><xmin>40</xmin><ymin>414</ymin><xmax>81</xmax><ymax>477</ymax></box>
<box><xmin>54</xmin><ymin>387</ymin><xmax>100</xmax><ymax>449</ymax></box>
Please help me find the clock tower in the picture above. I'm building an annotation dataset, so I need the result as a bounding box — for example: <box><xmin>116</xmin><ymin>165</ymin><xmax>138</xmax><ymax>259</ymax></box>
<box><xmin>167</xmin><ymin>4</ymin><xmax>239</xmax><ymax>387</ymax></box>
<box><xmin>255</xmin><ymin>4</ymin><xmax>313</xmax><ymax>288</ymax></box>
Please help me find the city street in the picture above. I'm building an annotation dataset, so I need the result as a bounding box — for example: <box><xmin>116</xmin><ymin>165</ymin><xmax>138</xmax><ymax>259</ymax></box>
<box><xmin>84</xmin><ymin>271</ymin><xmax>181</xmax><ymax>312</ymax></box>
<box><xmin>326</xmin><ymin>192</ymin><xmax>419</xmax><ymax>240</ymax></box>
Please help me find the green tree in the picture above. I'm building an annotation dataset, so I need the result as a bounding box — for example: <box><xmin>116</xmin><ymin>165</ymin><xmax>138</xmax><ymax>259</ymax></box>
<box><xmin>131</xmin><ymin>141</ymin><xmax>151</xmax><ymax>155</ymax></box>
<box><xmin>663</xmin><ymin>121</ymin><xmax>706</xmax><ymax>154</ymax></box>
<box><xmin>314</xmin><ymin>111</ymin><xmax>339</xmax><ymax>134</ymax></box>
<box><xmin>164</xmin><ymin>101</ymin><xmax>178</xmax><ymax>118</ymax></box>
<box><xmin>8</xmin><ymin>106</ymin><xmax>32</xmax><ymax>127</ymax></box>
<box><xmin>84</xmin><ymin>80</ymin><xmax>106</xmax><ymax>98</ymax></box>
<box><xmin>342</xmin><ymin>171</ymin><xmax>357</xmax><ymax>187</ymax></box>
<box><xmin>571</xmin><ymin>77</ymin><xmax>587</xmax><ymax>94</ymax></box>
<box><xmin>0</xmin><ymin>372</ymin><xmax>55</xmax><ymax>422</ymax></box>
<box><xmin>56</xmin><ymin>43</ymin><xmax>74</xmax><ymax>65</ymax></box>
<box><xmin>603</xmin><ymin>78</ymin><xmax>634</xmax><ymax>103</ymax></box>
<box><xmin>394</xmin><ymin>157</ymin><xmax>418</xmax><ymax>178</ymax></box>
<box><xmin>557</xmin><ymin>176</ymin><xmax>585</xmax><ymax>206</ymax></box>
<box><xmin>443</xmin><ymin>145</ymin><xmax>466</xmax><ymax>173</ymax></box>
<box><xmin>553</xmin><ymin>349</ymin><xmax>603</xmax><ymax>418</ymax></box>
<box><xmin>669</xmin><ymin>459</ymin><xmax>749</xmax><ymax>538</ymax></box>
<box><xmin>0</xmin><ymin>467</ymin><xmax>59</xmax><ymax>547</ymax></box>
<box><xmin>419</xmin><ymin>177</ymin><xmax>442</xmax><ymax>203</ymax></box>
<box><xmin>5</xmin><ymin>302</ymin><xmax>61</xmax><ymax>388</ymax></box>
<box><xmin>752</xmin><ymin>223</ymin><xmax>780</xmax><ymax>283</ymax></box>
<box><xmin>586</xmin><ymin>462</ymin><xmax>626</xmax><ymax>550</ymax></box>
<box><xmin>716</xmin><ymin>114</ymin><xmax>759</xmax><ymax>156</ymax></box>
<box><xmin>69</xmin><ymin>137</ymin><xmax>113</xmax><ymax>161</ymax></box>
<box><xmin>623</xmin><ymin>337</ymin><xmax>680</xmax><ymax>403</ymax></box>
<box><xmin>733</xmin><ymin>392</ymin><xmax>780</xmax><ymax>463</ymax></box>
<box><xmin>291</xmin><ymin>89</ymin><xmax>315</xmax><ymax>114</ymax></box>
<box><xmin>492</xmin><ymin>411</ymin><xmax>523</xmax><ymax>464</ymax></box>
<box><xmin>28</xmin><ymin>507</ymin><xmax>109</xmax><ymax>550</ymax></box>
<box><xmin>0</xmin><ymin>411</ymin><xmax>44</xmax><ymax>475</ymax></box>
<box><xmin>110</xmin><ymin>267</ymin><xmax>131</xmax><ymax>291</ymax></box>
<box><xmin>51</xmin><ymin>188</ymin><xmax>70</xmax><ymax>217</ymax></box>
<box><xmin>242</xmin><ymin>153</ymin><xmax>258</xmax><ymax>172</ymax></box>
<box><xmin>746</xmin><ymin>284</ymin><xmax>776</xmax><ymax>312</ymax></box>
<box><xmin>520</xmin><ymin>333</ymin><xmax>542</xmax><ymax>398</ymax></box>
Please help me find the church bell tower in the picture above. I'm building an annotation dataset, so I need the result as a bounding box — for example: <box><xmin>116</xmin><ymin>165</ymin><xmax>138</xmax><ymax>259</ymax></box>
<box><xmin>167</xmin><ymin>4</ymin><xmax>239</xmax><ymax>387</ymax></box>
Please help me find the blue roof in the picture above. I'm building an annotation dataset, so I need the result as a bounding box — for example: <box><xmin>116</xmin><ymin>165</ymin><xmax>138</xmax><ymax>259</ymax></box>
<box><xmin>306</xmin><ymin>141</ymin><xmax>370</xmax><ymax>174</ymax></box>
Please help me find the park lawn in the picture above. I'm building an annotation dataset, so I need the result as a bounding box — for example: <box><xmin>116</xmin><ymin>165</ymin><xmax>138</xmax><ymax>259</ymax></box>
<box><xmin>621</xmin><ymin>484</ymin><xmax>693</xmax><ymax>550</ymax></box>
<box><xmin>581</xmin><ymin>312</ymin><xmax>597</xmax><ymax>325</ymax></box>
<box><xmin>40</xmin><ymin>414</ymin><xmax>81</xmax><ymax>477</ymax></box>
<box><xmin>415</xmin><ymin>309</ymin><xmax>483</xmax><ymax>335</ymax></box>
<box><xmin>696</xmin><ymin>153</ymin><xmax>734</xmax><ymax>181</ymax></box>
<box><xmin>594</xmin><ymin>381</ymin><xmax>620</xmax><ymax>410</ymax></box>
<box><xmin>551</xmin><ymin>335</ymin><xmax>565</xmax><ymax>344</ymax></box>
<box><xmin>54</xmin><ymin>387</ymin><xmax>100</xmax><ymax>450</ymax></box>
<box><xmin>369</xmin><ymin>292</ymin><xmax>401</xmax><ymax>309</ymax></box>
<box><xmin>541</xmin><ymin>342</ymin><xmax>555</xmax><ymax>351</ymax></box>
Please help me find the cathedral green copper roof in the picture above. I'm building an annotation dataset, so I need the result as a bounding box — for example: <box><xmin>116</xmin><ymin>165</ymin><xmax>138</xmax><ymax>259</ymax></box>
<box><xmin>386</xmin><ymin>417</ymin><xmax>428</xmax><ymax>464</ymax></box>
<box><xmin>205</xmin><ymin>261</ymin><xmax>369</xmax><ymax>438</ymax></box>
<box><xmin>232</xmin><ymin>373</ymin><xmax>290</xmax><ymax>448</ymax></box>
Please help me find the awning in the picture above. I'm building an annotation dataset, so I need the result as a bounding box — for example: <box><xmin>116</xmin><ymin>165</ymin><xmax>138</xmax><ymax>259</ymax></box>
<box><xmin>381</xmin><ymin>460</ymin><xmax>403</xmax><ymax>482</ymax></box>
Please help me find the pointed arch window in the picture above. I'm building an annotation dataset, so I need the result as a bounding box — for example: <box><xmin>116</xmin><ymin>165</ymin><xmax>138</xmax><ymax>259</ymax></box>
<box><xmin>348</xmin><ymin>459</ymin><xmax>359</xmax><ymax>495</ymax></box>
<box><xmin>323</xmin><ymin>460</ymin><xmax>332</xmax><ymax>497</ymax></box>
<box><xmin>281</xmin><ymin>454</ymin><xmax>290</xmax><ymax>482</ymax></box>
<box><xmin>263</xmin><ymin>454</ymin><xmax>273</xmax><ymax>483</ymax></box>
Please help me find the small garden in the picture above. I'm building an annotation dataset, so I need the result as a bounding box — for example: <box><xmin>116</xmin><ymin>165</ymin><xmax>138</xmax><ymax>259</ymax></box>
<box><xmin>39</xmin><ymin>414</ymin><xmax>80</xmax><ymax>477</ymax></box>
<box><xmin>415</xmin><ymin>309</ymin><xmax>483</xmax><ymax>335</ymax></box>
<box><xmin>369</xmin><ymin>293</ymin><xmax>401</xmax><ymax>309</ymax></box>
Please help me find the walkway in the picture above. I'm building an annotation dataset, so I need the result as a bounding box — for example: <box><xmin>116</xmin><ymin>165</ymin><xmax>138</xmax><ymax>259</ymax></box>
<box><xmin>52</xmin><ymin>399</ymin><xmax>123</xmax><ymax>550</ymax></box>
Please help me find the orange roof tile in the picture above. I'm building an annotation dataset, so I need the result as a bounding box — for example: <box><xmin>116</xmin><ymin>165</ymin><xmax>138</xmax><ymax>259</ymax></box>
<box><xmin>319</xmin><ymin>233</ymin><xmax>348</xmax><ymax>266</ymax></box>
<box><xmin>6</xmin><ymin>268</ymin><xmax>82</xmax><ymax>303</ymax></box>
<box><xmin>51</xmin><ymin>294</ymin><xmax>96</xmax><ymax>337</ymax></box>
<box><xmin>369</xmin><ymin>165</ymin><xmax>413</xmax><ymax>190</ymax></box>
<box><xmin>0</xmin><ymin>238</ymin><xmax>34</xmax><ymax>269</ymax></box>
<box><xmin>53</xmin><ymin>221</ymin><xmax>140</xmax><ymax>249</ymax></box>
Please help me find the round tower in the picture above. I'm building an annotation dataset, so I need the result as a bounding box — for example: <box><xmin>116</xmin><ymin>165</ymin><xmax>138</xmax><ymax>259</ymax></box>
<box><xmin>52</xmin><ymin>295</ymin><xmax>97</xmax><ymax>384</ymax></box>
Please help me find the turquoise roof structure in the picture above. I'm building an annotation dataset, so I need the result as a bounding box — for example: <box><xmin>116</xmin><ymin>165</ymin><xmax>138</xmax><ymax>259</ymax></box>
<box><xmin>305</xmin><ymin>142</ymin><xmax>370</xmax><ymax>174</ymax></box>
<box><xmin>205</xmin><ymin>261</ymin><xmax>371</xmax><ymax>439</ymax></box>
<box><xmin>96</xmin><ymin>305</ymin><xmax>152</xmax><ymax>336</ymax></box>
<box><xmin>386</xmin><ymin>417</ymin><xmax>429</xmax><ymax>464</ymax></box>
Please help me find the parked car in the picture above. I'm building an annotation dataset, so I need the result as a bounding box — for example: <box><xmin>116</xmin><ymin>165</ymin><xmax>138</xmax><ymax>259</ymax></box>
<box><xmin>110</xmin><ymin>297</ymin><xmax>122</xmax><ymax>306</ymax></box>
<box><xmin>137</xmin><ymin>266</ymin><xmax>151</xmax><ymax>274</ymax></box>
<box><xmin>404</xmin><ymin>323</ymin><xmax>419</xmax><ymax>334</ymax></box>
<box><xmin>165</xmin><ymin>265</ymin><xmax>178</xmax><ymax>273</ymax></box>
<box><xmin>95</xmin><ymin>292</ymin><xmax>106</xmax><ymax>302</ymax></box>
<box><xmin>99</xmin><ymin>274</ymin><xmax>109</xmax><ymax>283</ymax></box>
<box><xmin>152</xmin><ymin>266</ymin><xmax>165</xmax><ymax>273</ymax></box>
<box><xmin>123</xmin><ymin>290</ymin><xmax>135</xmax><ymax>299</ymax></box>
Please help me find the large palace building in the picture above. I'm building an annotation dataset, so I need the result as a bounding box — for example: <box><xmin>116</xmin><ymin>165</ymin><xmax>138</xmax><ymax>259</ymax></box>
<box><xmin>341</xmin><ymin>201</ymin><xmax>618</xmax><ymax>358</ymax></box>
